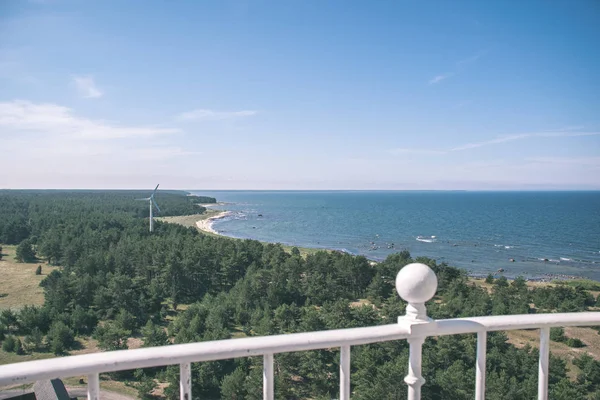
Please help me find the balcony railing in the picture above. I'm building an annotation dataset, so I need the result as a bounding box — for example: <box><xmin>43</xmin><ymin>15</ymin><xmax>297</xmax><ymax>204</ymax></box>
<box><xmin>1</xmin><ymin>263</ymin><xmax>599</xmax><ymax>400</ymax></box>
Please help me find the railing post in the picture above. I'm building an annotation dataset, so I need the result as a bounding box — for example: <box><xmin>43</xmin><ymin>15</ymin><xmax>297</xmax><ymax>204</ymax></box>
<box><xmin>264</xmin><ymin>353</ymin><xmax>274</xmax><ymax>400</ymax></box>
<box><xmin>406</xmin><ymin>337</ymin><xmax>426</xmax><ymax>399</ymax></box>
<box><xmin>87</xmin><ymin>373</ymin><xmax>99</xmax><ymax>400</ymax></box>
<box><xmin>475</xmin><ymin>331</ymin><xmax>487</xmax><ymax>400</ymax></box>
<box><xmin>538</xmin><ymin>327</ymin><xmax>550</xmax><ymax>400</ymax></box>
<box><xmin>180</xmin><ymin>362</ymin><xmax>191</xmax><ymax>400</ymax></box>
<box><xmin>340</xmin><ymin>345</ymin><xmax>351</xmax><ymax>400</ymax></box>
<box><xmin>396</xmin><ymin>263</ymin><xmax>438</xmax><ymax>400</ymax></box>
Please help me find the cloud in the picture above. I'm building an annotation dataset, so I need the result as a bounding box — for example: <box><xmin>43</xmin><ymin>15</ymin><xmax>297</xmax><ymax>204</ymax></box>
<box><xmin>389</xmin><ymin>148</ymin><xmax>446</xmax><ymax>155</ymax></box>
<box><xmin>428</xmin><ymin>74</ymin><xmax>452</xmax><ymax>85</ymax></box>
<box><xmin>72</xmin><ymin>75</ymin><xmax>103</xmax><ymax>98</ymax></box>
<box><xmin>456</xmin><ymin>52</ymin><xmax>485</xmax><ymax>67</ymax></box>
<box><xmin>176</xmin><ymin>108</ymin><xmax>257</xmax><ymax>121</ymax></box>
<box><xmin>0</xmin><ymin>100</ymin><xmax>179</xmax><ymax>139</ymax></box>
<box><xmin>390</xmin><ymin>129</ymin><xmax>600</xmax><ymax>155</ymax></box>
<box><xmin>428</xmin><ymin>51</ymin><xmax>486</xmax><ymax>85</ymax></box>
<box><xmin>130</xmin><ymin>147</ymin><xmax>202</xmax><ymax>160</ymax></box>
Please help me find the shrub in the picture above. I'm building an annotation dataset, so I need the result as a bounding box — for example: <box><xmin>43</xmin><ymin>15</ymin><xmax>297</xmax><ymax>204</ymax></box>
<box><xmin>47</xmin><ymin>321</ymin><xmax>74</xmax><ymax>355</ymax></box>
<box><xmin>485</xmin><ymin>274</ymin><xmax>495</xmax><ymax>284</ymax></box>
<box><xmin>15</xmin><ymin>239</ymin><xmax>36</xmax><ymax>263</ymax></box>
<box><xmin>24</xmin><ymin>327</ymin><xmax>44</xmax><ymax>351</ymax></box>
<box><xmin>2</xmin><ymin>335</ymin><xmax>17</xmax><ymax>352</ymax></box>
<box><xmin>35</xmin><ymin>265</ymin><xmax>42</xmax><ymax>275</ymax></box>
<box><xmin>566</xmin><ymin>337</ymin><xmax>586</xmax><ymax>348</ymax></box>
<box><xmin>550</xmin><ymin>327</ymin><xmax>566</xmax><ymax>342</ymax></box>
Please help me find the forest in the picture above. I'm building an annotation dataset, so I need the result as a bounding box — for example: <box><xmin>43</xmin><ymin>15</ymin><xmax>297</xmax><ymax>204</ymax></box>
<box><xmin>0</xmin><ymin>190</ymin><xmax>599</xmax><ymax>399</ymax></box>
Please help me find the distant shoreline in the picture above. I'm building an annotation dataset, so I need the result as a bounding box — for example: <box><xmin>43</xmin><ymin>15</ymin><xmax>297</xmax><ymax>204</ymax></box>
<box><xmin>195</xmin><ymin>211</ymin><xmax>231</xmax><ymax>235</ymax></box>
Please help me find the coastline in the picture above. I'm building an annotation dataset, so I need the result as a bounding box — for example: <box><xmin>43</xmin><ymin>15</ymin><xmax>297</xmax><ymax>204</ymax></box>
<box><xmin>195</xmin><ymin>211</ymin><xmax>232</xmax><ymax>235</ymax></box>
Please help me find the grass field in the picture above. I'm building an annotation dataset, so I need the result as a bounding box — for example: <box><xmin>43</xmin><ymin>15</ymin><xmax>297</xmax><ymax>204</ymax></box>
<box><xmin>0</xmin><ymin>245</ymin><xmax>58</xmax><ymax>310</ymax></box>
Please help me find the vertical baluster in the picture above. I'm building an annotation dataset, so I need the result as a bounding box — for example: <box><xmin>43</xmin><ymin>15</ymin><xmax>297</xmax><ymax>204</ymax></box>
<box><xmin>87</xmin><ymin>373</ymin><xmax>99</xmax><ymax>400</ymax></box>
<box><xmin>538</xmin><ymin>327</ymin><xmax>550</xmax><ymax>400</ymax></box>
<box><xmin>395</xmin><ymin>263</ymin><xmax>438</xmax><ymax>400</ymax></box>
<box><xmin>340</xmin><ymin>345</ymin><xmax>351</xmax><ymax>400</ymax></box>
<box><xmin>405</xmin><ymin>337</ymin><xmax>426</xmax><ymax>400</ymax></box>
<box><xmin>264</xmin><ymin>353</ymin><xmax>274</xmax><ymax>400</ymax></box>
<box><xmin>475</xmin><ymin>331</ymin><xmax>487</xmax><ymax>400</ymax></box>
<box><xmin>180</xmin><ymin>363</ymin><xmax>191</xmax><ymax>400</ymax></box>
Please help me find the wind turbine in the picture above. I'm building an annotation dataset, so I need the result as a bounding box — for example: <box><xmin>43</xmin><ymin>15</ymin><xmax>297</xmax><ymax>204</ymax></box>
<box><xmin>137</xmin><ymin>184</ymin><xmax>161</xmax><ymax>232</ymax></box>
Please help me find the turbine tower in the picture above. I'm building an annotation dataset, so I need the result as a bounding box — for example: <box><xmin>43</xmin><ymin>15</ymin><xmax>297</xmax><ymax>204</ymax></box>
<box><xmin>137</xmin><ymin>184</ymin><xmax>161</xmax><ymax>232</ymax></box>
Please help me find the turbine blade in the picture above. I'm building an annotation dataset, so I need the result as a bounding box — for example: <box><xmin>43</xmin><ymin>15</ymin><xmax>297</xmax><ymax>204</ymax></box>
<box><xmin>152</xmin><ymin>197</ymin><xmax>161</xmax><ymax>213</ymax></box>
<box><xmin>153</xmin><ymin>184</ymin><xmax>159</xmax><ymax>194</ymax></box>
<box><xmin>136</xmin><ymin>198</ymin><xmax>151</xmax><ymax>201</ymax></box>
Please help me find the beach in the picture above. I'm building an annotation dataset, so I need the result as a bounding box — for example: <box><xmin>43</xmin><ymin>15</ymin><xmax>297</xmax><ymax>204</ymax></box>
<box><xmin>196</xmin><ymin>211</ymin><xmax>231</xmax><ymax>235</ymax></box>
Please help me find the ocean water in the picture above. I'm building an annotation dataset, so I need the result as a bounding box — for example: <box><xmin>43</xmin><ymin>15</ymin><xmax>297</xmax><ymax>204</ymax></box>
<box><xmin>189</xmin><ymin>191</ymin><xmax>600</xmax><ymax>280</ymax></box>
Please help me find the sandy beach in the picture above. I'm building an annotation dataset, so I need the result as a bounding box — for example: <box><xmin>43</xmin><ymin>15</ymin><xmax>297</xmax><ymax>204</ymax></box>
<box><xmin>196</xmin><ymin>211</ymin><xmax>232</xmax><ymax>235</ymax></box>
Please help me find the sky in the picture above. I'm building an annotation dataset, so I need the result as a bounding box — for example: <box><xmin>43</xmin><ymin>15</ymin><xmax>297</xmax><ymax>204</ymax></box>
<box><xmin>1</xmin><ymin>0</ymin><xmax>599</xmax><ymax>190</ymax></box>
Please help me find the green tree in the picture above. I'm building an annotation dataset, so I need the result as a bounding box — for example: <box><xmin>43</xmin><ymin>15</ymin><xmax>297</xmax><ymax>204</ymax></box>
<box><xmin>24</xmin><ymin>327</ymin><xmax>44</xmax><ymax>351</ymax></box>
<box><xmin>71</xmin><ymin>306</ymin><xmax>98</xmax><ymax>335</ymax></box>
<box><xmin>94</xmin><ymin>322</ymin><xmax>130</xmax><ymax>351</ymax></box>
<box><xmin>141</xmin><ymin>320</ymin><xmax>168</xmax><ymax>347</ymax></box>
<box><xmin>136</xmin><ymin>372</ymin><xmax>157</xmax><ymax>400</ymax></box>
<box><xmin>220</xmin><ymin>367</ymin><xmax>248</xmax><ymax>399</ymax></box>
<box><xmin>16</xmin><ymin>239</ymin><xmax>36</xmax><ymax>263</ymax></box>
<box><xmin>0</xmin><ymin>309</ymin><xmax>18</xmax><ymax>332</ymax></box>
<box><xmin>47</xmin><ymin>321</ymin><xmax>74</xmax><ymax>355</ymax></box>
<box><xmin>2</xmin><ymin>335</ymin><xmax>17</xmax><ymax>352</ymax></box>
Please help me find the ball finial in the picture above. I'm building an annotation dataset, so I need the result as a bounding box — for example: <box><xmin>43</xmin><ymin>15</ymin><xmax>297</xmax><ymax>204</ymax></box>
<box><xmin>395</xmin><ymin>263</ymin><xmax>438</xmax><ymax>304</ymax></box>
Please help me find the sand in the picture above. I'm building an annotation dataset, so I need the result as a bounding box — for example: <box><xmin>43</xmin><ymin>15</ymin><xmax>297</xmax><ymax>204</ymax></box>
<box><xmin>195</xmin><ymin>211</ymin><xmax>232</xmax><ymax>235</ymax></box>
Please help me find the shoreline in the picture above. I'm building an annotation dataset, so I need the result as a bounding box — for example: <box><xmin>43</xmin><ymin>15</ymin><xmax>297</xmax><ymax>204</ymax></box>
<box><xmin>179</xmin><ymin>200</ymin><xmax>600</xmax><ymax>283</ymax></box>
<box><xmin>195</xmin><ymin>211</ymin><xmax>232</xmax><ymax>235</ymax></box>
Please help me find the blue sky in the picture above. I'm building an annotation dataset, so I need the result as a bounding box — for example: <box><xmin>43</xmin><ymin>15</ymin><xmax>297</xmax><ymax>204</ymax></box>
<box><xmin>1</xmin><ymin>0</ymin><xmax>599</xmax><ymax>190</ymax></box>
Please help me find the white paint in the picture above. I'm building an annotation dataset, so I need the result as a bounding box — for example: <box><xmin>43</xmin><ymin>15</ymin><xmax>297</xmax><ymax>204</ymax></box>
<box><xmin>405</xmin><ymin>337</ymin><xmax>426</xmax><ymax>400</ymax></box>
<box><xmin>180</xmin><ymin>363</ymin><xmax>191</xmax><ymax>400</ymax></box>
<box><xmin>475</xmin><ymin>331</ymin><xmax>487</xmax><ymax>400</ymax></box>
<box><xmin>538</xmin><ymin>327</ymin><xmax>550</xmax><ymax>400</ymax></box>
<box><xmin>340</xmin><ymin>345</ymin><xmax>351</xmax><ymax>400</ymax></box>
<box><xmin>149</xmin><ymin>201</ymin><xmax>153</xmax><ymax>232</ymax></box>
<box><xmin>263</xmin><ymin>353</ymin><xmax>274</xmax><ymax>400</ymax></box>
<box><xmin>87</xmin><ymin>373</ymin><xmax>99</xmax><ymax>400</ymax></box>
<box><xmin>395</xmin><ymin>263</ymin><xmax>438</xmax><ymax>304</ymax></box>
<box><xmin>396</xmin><ymin>263</ymin><xmax>438</xmax><ymax>321</ymax></box>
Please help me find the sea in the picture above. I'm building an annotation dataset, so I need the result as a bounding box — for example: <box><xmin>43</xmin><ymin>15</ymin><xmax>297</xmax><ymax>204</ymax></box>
<box><xmin>189</xmin><ymin>191</ymin><xmax>600</xmax><ymax>281</ymax></box>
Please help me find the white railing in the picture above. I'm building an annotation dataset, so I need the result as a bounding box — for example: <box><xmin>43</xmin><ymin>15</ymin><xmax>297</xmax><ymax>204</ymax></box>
<box><xmin>1</xmin><ymin>263</ymin><xmax>599</xmax><ymax>400</ymax></box>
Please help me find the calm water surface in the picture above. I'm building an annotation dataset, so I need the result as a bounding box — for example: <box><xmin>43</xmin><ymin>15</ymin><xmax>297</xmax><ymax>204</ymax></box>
<box><xmin>189</xmin><ymin>191</ymin><xmax>600</xmax><ymax>280</ymax></box>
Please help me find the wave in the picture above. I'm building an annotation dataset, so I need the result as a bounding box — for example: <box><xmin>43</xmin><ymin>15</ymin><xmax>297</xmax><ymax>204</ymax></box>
<box><xmin>416</xmin><ymin>235</ymin><xmax>437</xmax><ymax>243</ymax></box>
<box><xmin>560</xmin><ymin>257</ymin><xmax>572</xmax><ymax>261</ymax></box>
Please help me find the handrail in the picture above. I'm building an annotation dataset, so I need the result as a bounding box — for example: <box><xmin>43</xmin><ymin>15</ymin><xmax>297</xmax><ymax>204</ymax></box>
<box><xmin>1</xmin><ymin>263</ymin><xmax>599</xmax><ymax>400</ymax></box>
<box><xmin>0</xmin><ymin>323</ymin><xmax>413</xmax><ymax>385</ymax></box>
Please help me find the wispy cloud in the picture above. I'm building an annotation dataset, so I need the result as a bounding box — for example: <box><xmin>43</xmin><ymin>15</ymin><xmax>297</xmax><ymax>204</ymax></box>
<box><xmin>72</xmin><ymin>75</ymin><xmax>103</xmax><ymax>98</ymax></box>
<box><xmin>428</xmin><ymin>74</ymin><xmax>452</xmax><ymax>85</ymax></box>
<box><xmin>130</xmin><ymin>147</ymin><xmax>202</xmax><ymax>160</ymax></box>
<box><xmin>0</xmin><ymin>100</ymin><xmax>179</xmax><ymax>139</ymax></box>
<box><xmin>456</xmin><ymin>52</ymin><xmax>485</xmax><ymax>67</ymax></box>
<box><xmin>176</xmin><ymin>108</ymin><xmax>257</xmax><ymax>121</ymax></box>
<box><xmin>390</xmin><ymin>129</ymin><xmax>600</xmax><ymax>155</ymax></box>
<box><xmin>428</xmin><ymin>51</ymin><xmax>486</xmax><ymax>85</ymax></box>
<box><xmin>389</xmin><ymin>148</ymin><xmax>446</xmax><ymax>155</ymax></box>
